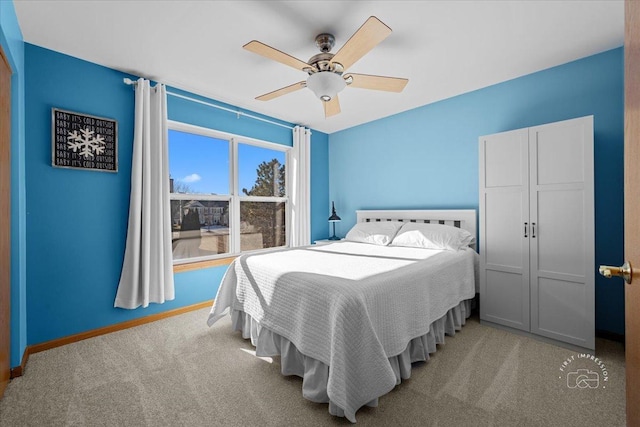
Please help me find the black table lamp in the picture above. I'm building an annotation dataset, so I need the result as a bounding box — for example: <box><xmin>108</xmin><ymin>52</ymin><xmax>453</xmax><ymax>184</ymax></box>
<box><xmin>328</xmin><ymin>201</ymin><xmax>341</xmax><ymax>240</ymax></box>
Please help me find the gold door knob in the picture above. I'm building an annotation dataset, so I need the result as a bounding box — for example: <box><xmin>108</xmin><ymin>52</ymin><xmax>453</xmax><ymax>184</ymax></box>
<box><xmin>599</xmin><ymin>261</ymin><xmax>632</xmax><ymax>284</ymax></box>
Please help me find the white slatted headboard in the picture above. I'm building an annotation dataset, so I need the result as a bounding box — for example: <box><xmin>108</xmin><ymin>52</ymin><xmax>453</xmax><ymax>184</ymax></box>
<box><xmin>355</xmin><ymin>209</ymin><xmax>477</xmax><ymax>239</ymax></box>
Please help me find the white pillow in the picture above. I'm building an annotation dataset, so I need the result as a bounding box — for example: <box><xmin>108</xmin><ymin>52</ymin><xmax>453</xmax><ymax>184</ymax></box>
<box><xmin>344</xmin><ymin>221</ymin><xmax>404</xmax><ymax>246</ymax></box>
<box><xmin>390</xmin><ymin>223</ymin><xmax>474</xmax><ymax>251</ymax></box>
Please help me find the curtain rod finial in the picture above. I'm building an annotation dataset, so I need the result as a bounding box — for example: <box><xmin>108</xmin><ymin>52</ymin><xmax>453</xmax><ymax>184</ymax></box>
<box><xmin>123</xmin><ymin>78</ymin><xmax>135</xmax><ymax>85</ymax></box>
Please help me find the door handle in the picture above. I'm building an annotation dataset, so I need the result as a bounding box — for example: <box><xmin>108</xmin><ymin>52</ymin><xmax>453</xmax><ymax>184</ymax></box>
<box><xmin>599</xmin><ymin>261</ymin><xmax>632</xmax><ymax>284</ymax></box>
<box><xmin>524</xmin><ymin>222</ymin><xmax>528</xmax><ymax>238</ymax></box>
<box><xmin>532</xmin><ymin>222</ymin><xmax>536</xmax><ymax>238</ymax></box>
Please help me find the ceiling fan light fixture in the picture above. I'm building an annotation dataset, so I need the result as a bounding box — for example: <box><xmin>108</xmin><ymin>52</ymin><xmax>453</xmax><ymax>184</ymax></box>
<box><xmin>306</xmin><ymin>72</ymin><xmax>346</xmax><ymax>102</ymax></box>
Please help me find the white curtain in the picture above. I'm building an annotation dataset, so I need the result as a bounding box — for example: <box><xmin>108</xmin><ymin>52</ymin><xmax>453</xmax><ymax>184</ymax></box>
<box><xmin>290</xmin><ymin>126</ymin><xmax>311</xmax><ymax>246</ymax></box>
<box><xmin>114</xmin><ymin>78</ymin><xmax>175</xmax><ymax>309</ymax></box>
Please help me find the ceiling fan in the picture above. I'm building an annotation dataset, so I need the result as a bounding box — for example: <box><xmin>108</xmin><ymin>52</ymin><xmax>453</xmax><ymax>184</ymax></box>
<box><xmin>244</xmin><ymin>16</ymin><xmax>409</xmax><ymax>118</ymax></box>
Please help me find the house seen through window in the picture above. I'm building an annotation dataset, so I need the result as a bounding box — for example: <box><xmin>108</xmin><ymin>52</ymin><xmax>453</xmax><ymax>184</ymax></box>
<box><xmin>168</xmin><ymin>123</ymin><xmax>288</xmax><ymax>263</ymax></box>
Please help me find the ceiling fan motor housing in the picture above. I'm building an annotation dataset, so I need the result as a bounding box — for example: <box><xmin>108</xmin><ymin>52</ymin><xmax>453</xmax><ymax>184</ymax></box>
<box><xmin>315</xmin><ymin>33</ymin><xmax>335</xmax><ymax>53</ymax></box>
<box><xmin>307</xmin><ymin>34</ymin><xmax>344</xmax><ymax>74</ymax></box>
<box><xmin>307</xmin><ymin>52</ymin><xmax>341</xmax><ymax>73</ymax></box>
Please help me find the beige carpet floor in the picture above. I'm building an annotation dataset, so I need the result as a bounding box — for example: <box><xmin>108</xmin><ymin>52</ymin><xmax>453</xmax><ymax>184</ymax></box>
<box><xmin>0</xmin><ymin>308</ymin><xmax>626</xmax><ymax>426</ymax></box>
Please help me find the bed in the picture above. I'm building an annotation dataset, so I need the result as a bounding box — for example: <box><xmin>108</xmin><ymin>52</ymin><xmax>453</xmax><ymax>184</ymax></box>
<box><xmin>207</xmin><ymin>209</ymin><xmax>478</xmax><ymax>422</ymax></box>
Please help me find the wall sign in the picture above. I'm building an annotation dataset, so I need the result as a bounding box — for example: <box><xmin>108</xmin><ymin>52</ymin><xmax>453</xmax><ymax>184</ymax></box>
<box><xmin>52</xmin><ymin>108</ymin><xmax>118</xmax><ymax>172</ymax></box>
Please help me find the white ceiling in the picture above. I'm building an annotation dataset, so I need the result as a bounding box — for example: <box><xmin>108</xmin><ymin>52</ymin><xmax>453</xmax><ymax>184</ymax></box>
<box><xmin>14</xmin><ymin>1</ymin><xmax>624</xmax><ymax>134</ymax></box>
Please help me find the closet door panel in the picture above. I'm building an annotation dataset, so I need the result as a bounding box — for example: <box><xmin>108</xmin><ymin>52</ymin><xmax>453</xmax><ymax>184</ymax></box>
<box><xmin>537</xmin><ymin>277</ymin><xmax>588</xmax><ymax>341</ymax></box>
<box><xmin>484</xmin><ymin>269</ymin><xmax>528</xmax><ymax>329</ymax></box>
<box><xmin>529</xmin><ymin>116</ymin><xmax>594</xmax><ymax>349</ymax></box>
<box><xmin>533</xmin><ymin>188</ymin><xmax>590</xmax><ymax>343</ymax></box>
<box><xmin>536</xmin><ymin>189</ymin><xmax>585</xmax><ymax>277</ymax></box>
<box><xmin>536</xmin><ymin>124</ymin><xmax>585</xmax><ymax>185</ymax></box>
<box><xmin>479</xmin><ymin>129</ymin><xmax>529</xmax><ymax>331</ymax></box>
<box><xmin>483</xmin><ymin>131</ymin><xmax>526</xmax><ymax>187</ymax></box>
<box><xmin>481</xmin><ymin>191</ymin><xmax>529</xmax><ymax>329</ymax></box>
<box><xmin>485</xmin><ymin>191</ymin><xmax>526</xmax><ymax>268</ymax></box>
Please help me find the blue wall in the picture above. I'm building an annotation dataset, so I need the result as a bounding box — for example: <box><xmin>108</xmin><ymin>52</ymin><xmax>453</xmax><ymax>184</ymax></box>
<box><xmin>24</xmin><ymin>44</ymin><xmax>329</xmax><ymax>346</ymax></box>
<box><xmin>0</xmin><ymin>0</ymin><xmax>27</xmax><ymax>368</ymax></box>
<box><xmin>329</xmin><ymin>48</ymin><xmax>624</xmax><ymax>335</ymax></box>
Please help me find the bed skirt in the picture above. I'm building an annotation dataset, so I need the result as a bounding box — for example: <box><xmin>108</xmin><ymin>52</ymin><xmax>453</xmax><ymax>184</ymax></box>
<box><xmin>230</xmin><ymin>298</ymin><xmax>472</xmax><ymax>422</ymax></box>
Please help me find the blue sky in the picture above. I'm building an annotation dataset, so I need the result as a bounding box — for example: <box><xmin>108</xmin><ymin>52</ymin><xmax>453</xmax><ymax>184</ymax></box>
<box><xmin>168</xmin><ymin>129</ymin><xmax>285</xmax><ymax>195</ymax></box>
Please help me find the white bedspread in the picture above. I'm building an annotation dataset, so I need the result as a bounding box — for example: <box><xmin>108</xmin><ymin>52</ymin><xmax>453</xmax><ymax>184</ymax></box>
<box><xmin>208</xmin><ymin>241</ymin><xmax>477</xmax><ymax>422</ymax></box>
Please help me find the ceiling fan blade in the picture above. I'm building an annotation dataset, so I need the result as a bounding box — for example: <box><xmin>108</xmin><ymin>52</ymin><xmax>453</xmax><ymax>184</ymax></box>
<box><xmin>330</xmin><ymin>16</ymin><xmax>392</xmax><ymax>71</ymax></box>
<box><xmin>346</xmin><ymin>73</ymin><xmax>408</xmax><ymax>92</ymax></box>
<box><xmin>256</xmin><ymin>81</ymin><xmax>306</xmax><ymax>101</ymax></box>
<box><xmin>244</xmin><ymin>40</ymin><xmax>313</xmax><ymax>72</ymax></box>
<box><xmin>323</xmin><ymin>96</ymin><xmax>341</xmax><ymax>118</ymax></box>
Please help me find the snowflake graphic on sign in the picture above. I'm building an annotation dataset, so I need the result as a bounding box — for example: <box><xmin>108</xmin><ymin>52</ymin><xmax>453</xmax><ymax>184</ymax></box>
<box><xmin>66</xmin><ymin>128</ymin><xmax>106</xmax><ymax>159</ymax></box>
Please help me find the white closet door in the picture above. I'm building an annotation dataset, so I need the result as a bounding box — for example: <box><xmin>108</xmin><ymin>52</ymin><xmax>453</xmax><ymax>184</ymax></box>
<box><xmin>480</xmin><ymin>129</ymin><xmax>530</xmax><ymax>331</ymax></box>
<box><xmin>529</xmin><ymin>116</ymin><xmax>595</xmax><ymax>349</ymax></box>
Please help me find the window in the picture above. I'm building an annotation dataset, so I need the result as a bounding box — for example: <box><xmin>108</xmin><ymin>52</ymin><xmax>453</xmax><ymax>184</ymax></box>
<box><xmin>168</xmin><ymin>122</ymin><xmax>289</xmax><ymax>264</ymax></box>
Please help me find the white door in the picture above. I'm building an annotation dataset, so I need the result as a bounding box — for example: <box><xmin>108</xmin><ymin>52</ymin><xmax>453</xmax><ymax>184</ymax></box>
<box><xmin>529</xmin><ymin>116</ymin><xmax>595</xmax><ymax>349</ymax></box>
<box><xmin>479</xmin><ymin>129</ymin><xmax>530</xmax><ymax>331</ymax></box>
